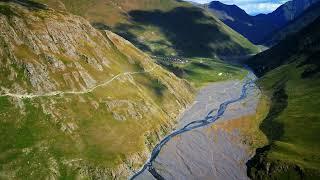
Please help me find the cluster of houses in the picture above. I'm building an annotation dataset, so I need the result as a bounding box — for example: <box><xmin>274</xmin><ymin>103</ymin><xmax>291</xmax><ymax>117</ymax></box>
<box><xmin>152</xmin><ymin>56</ymin><xmax>189</xmax><ymax>64</ymax></box>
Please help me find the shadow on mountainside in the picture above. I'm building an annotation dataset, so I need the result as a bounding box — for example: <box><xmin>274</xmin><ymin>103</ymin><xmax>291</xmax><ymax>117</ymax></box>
<box><xmin>298</xmin><ymin>51</ymin><xmax>320</xmax><ymax>79</ymax></box>
<box><xmin>111</xmin><ymin>7</ymin><xmax>252</xmax><ymax>58</ymax></box>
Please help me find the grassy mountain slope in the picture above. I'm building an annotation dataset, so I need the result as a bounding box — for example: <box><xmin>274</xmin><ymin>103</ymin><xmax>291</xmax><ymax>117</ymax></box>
<box><xmin>0</xmin><ymin>1</ymin><xmax>196</xmax><ymax>179</ymax></box>
<box><xmin>246</xmin><ymin>17</ymin><xmax>320</xmax><ymax>179</ymax></box>
<box><xmin>34</xmin><ymin>0</ymin><xmax>259</xmax><ymax>58</ymax></box>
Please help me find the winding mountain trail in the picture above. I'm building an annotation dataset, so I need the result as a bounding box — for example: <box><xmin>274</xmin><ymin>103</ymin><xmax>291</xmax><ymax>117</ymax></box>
<box><xmin>132</xmin><ymin>71</ymin><xmax>260</xmax><ymax>180</ymax></box>
<box><xmin>0</xmin><ymin>66</ymin><xmax>157</xmax><ymax>99</ymax></box>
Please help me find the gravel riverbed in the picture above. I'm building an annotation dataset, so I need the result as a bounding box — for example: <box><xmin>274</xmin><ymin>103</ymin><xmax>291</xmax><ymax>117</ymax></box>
<box><xmin>135</xmin><ymin>76</ymin><xmax>261</xmax><ymax>180</ymax></box>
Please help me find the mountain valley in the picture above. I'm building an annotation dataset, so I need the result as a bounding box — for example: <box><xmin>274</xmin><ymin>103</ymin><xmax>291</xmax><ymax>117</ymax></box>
<box><xmin>0</xmin><ymin>0</ymin><xmax>319</xmax><ymax>180</ymax></box>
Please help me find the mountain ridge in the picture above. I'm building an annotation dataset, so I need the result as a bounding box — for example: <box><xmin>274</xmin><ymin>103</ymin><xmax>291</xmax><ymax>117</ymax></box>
<box><xmin>205</xmin><ymin>0</ymin><xmax>320</xmax><ymax>44</ymax></box>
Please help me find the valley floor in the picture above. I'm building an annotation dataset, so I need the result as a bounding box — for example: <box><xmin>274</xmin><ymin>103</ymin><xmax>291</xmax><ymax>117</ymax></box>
<box><xmin>134</xmin><ymin>74</ymin><xmax>264</xmax><ymax>179</ymax></box>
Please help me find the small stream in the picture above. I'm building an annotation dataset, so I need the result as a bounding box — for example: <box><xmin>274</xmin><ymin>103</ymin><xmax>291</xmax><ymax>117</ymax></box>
<box><xmin>131</xmin><ymin>70</ymin><xmax>257</xmax><ymax>180</ymax></box>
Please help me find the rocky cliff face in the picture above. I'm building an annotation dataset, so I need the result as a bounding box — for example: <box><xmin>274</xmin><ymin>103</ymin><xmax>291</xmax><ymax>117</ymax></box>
<box><xmin>0</xmin><ymin>1</ymin><xmax>194</xmax><ymax>179</ymax></box>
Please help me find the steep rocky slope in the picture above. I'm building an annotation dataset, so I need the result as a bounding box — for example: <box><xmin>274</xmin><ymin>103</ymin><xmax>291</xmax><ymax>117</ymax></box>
<box><xmin>34</xmin><ymin>0</ymin><xmax>259</xmax><ymax>58</ymax></box>
<box><xmin>0</xmin><ymin>1</ymin><xmax>195</xmax><ymax>179</ymax></box>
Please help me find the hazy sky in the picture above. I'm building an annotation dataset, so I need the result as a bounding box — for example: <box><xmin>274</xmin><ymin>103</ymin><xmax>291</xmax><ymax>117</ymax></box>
<box><xmin>187</xmin><ymin>0</ymin><xmax>290</xmax><ymax>15</ymax></box>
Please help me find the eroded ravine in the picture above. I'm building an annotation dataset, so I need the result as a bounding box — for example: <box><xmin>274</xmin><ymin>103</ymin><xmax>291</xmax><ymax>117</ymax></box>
<box><xmin>131</xmin><ymin>71</ymin><xmax>261</xmax><ymax>180</ymax></box>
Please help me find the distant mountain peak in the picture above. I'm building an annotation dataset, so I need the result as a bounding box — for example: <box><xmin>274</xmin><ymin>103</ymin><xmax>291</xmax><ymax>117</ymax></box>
<box><xmin>206</xmin><ymin>1</ymin><xmax>250</xmax><ymax>22</ymax></box>
<box><xmin>208</xmin><ymin>1</ymin><xmax>246</xmax><ymax>13</ymax></box>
